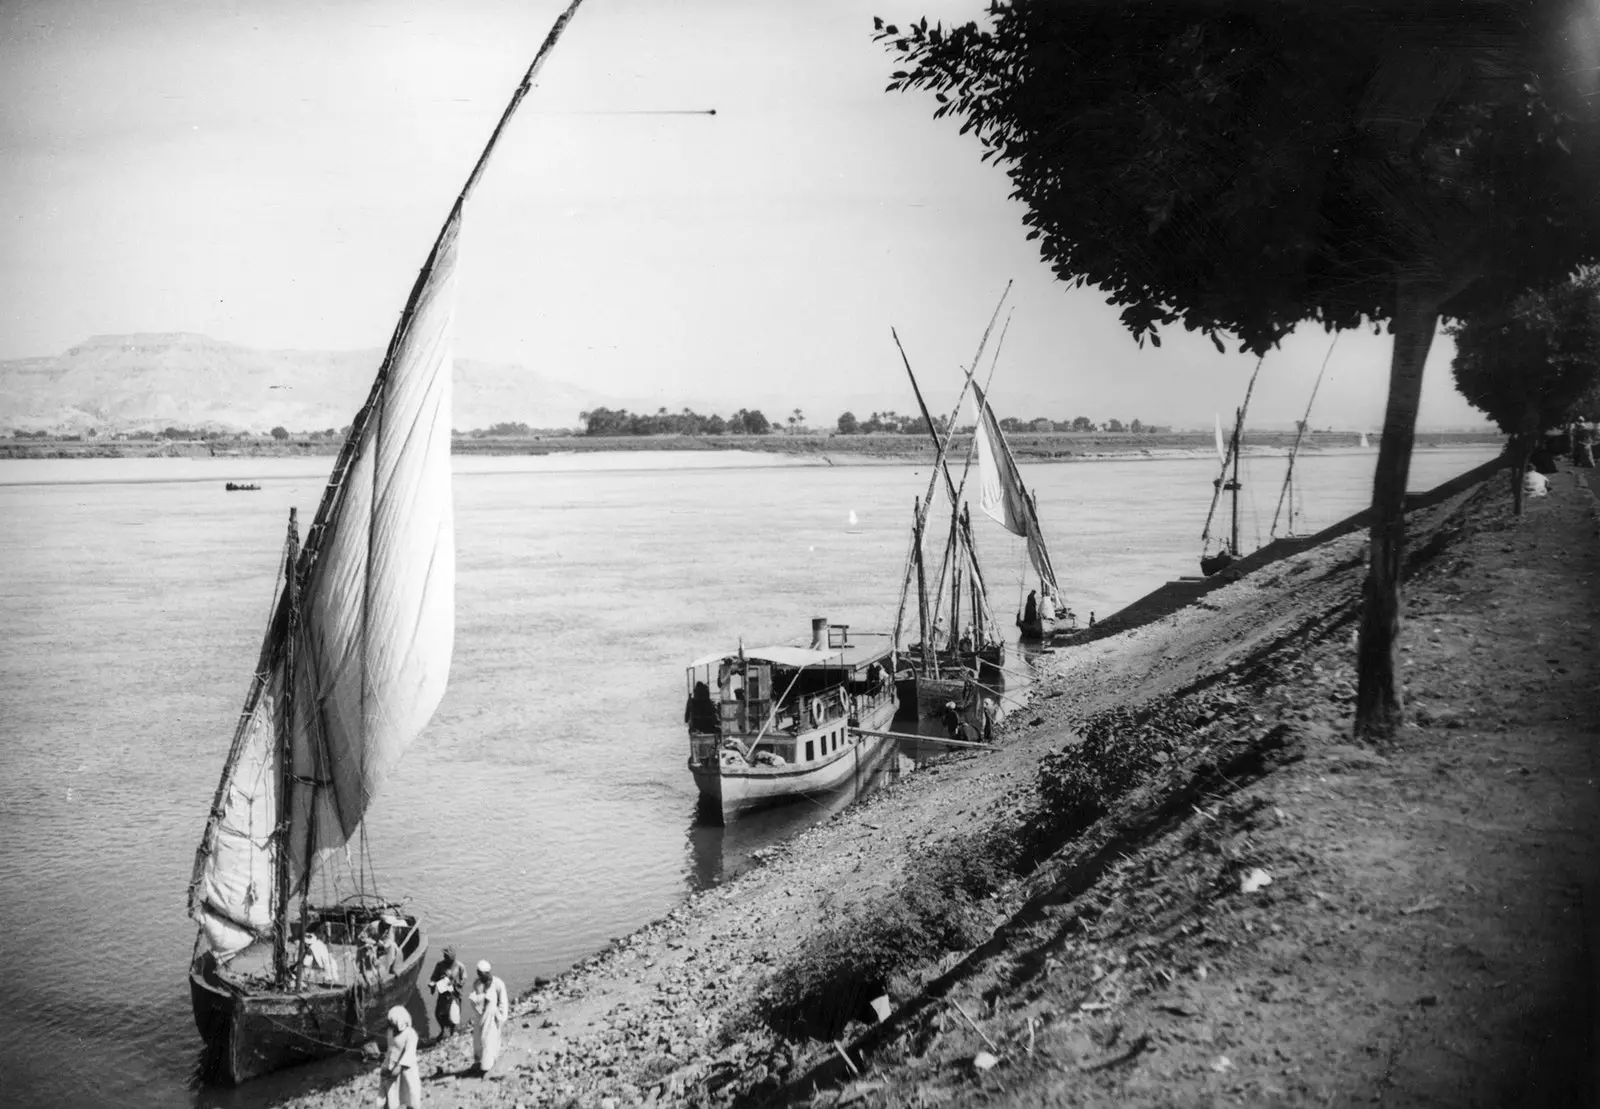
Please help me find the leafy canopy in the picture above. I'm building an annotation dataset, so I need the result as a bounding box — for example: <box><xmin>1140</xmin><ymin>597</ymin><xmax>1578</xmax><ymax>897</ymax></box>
<box><xmin>875</xmin><ymin>0</ymin><xmax>1597</xmax><ymax>353</ymax></box>
<box><xmin>1450</xmin><ymin>269</ymin><xmax>1600</xmax><ymax>435</ymax></box>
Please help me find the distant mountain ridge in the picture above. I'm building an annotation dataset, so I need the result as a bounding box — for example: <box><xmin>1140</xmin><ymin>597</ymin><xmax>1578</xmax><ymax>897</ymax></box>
<box><xmin>0</xmin><ymin>332</ymin><xmax>621</xmax><ymax>435</ymax></box>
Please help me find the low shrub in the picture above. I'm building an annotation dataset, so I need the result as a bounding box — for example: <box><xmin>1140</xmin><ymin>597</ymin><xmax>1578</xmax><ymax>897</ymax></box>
<box><xmin>1035</xmin><ymin>701</ymin><xmax>1203</xmax><ymax>840</ymax></box>
<box><xmin>757</xmin><ymin>828</ymin><xmax>1022</xmax><ymax>1040</ymax></box>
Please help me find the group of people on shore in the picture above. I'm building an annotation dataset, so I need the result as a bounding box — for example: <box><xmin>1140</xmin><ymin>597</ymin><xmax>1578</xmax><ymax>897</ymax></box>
<box><xmin>942</xmin><ymin>695</ymin><xmax>999</xmax><ymax>744</ymax></box>
<box><xmin>376</xmin><ymin>947</ymin><xmax>510</xmax><ymax>1107</ymax></box>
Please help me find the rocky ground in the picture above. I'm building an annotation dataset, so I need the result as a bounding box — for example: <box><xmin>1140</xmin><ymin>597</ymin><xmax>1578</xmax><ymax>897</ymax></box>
<box><xmin>280</xmin><ymin>462</ymin><xmax>1597</xmax><ymax>1109</ymax></box>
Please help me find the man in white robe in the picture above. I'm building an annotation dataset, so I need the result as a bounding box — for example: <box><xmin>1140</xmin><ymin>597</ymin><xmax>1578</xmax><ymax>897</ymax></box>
<box><xmin>379</xmin><ymin>1005</ymin><xmax>421</xmax><ymax>1108</ymax></box>
<box><xmin>470</xmin><ymin>960</ymin><xmax>510</xmax><ymax>1075</ymax></box>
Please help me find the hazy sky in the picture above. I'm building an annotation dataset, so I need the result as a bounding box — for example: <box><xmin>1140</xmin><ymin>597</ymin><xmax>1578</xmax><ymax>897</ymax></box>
<box><xmin>1</xmin><ymin>0</ymin><xmax>1493</xmax><ymax>429</ymax></box>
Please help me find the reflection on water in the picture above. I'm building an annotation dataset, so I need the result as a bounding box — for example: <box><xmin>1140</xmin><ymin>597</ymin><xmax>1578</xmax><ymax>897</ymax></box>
<box><xmin>684</xmin><ymin>746</ymin><xmax>912</xmax><ymax>893</ymax></box>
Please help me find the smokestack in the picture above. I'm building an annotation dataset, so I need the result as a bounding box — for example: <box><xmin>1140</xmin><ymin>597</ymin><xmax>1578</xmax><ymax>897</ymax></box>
<box><xmin>810</xmin><ymin>617</ymin><xmax>827</xmax><ymax>650</ymax></box>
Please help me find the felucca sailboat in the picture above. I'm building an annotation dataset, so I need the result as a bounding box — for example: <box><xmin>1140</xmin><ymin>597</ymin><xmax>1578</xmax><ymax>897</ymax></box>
<box><xmin>1271</xmin><ymin>337</ymin><xmax>1337</xmax><ymax>541</ymax></box>
<box><xmin>971</xmin><ymin>381</ymin><xmax>1075</xmax><ymax>640</ymax></box>
<box><xmin>889</xmin><ymin>302</ymin><xmax>1009</xmax><ymax>721</ymax></box>
<box><xmin>1199</xmin><ymin>358</ymin><xmax>1264</xmax><ymax>577</ymax></box>
<box><xmin>186</xmin><ymin>3</ymin><xmax>590</xmax><ymax>1084</ymax></box>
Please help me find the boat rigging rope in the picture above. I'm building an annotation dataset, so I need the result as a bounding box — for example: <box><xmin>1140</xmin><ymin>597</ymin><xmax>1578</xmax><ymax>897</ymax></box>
<box><xmin>1017</xmin><ymin>543</ymin><xmax>1028</xmax><ymax>614</ymax></box>
<box><xmin>963</xmin><ymin>675</ymin><xmax>1033</xmax><ymax>712</ymax></box>
<box><xmin>250</xmin><ymin>1004</ymin><xmax>374</xmax><ymax>1056</ymax></box>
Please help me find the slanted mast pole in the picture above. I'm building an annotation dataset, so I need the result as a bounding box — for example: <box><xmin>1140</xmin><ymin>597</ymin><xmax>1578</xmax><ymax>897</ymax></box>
<box><xmin>914</xmin><ymin>499</ymin><xmax>930</xmax><ymax>659</ymax></box>
<box><xmin>1229</xmin><ymin>405</ymin><xmax>1243</xmax><ymax>556</ymax></box>
<box><xmin>297</xmin><ymin>0</ymin><xmax>593</xmax><ymax>583</ymax></box>
<box><xmin>272</xmin><ymin>509</ymin><xmax>301</xmax><ymax>986</ymax></box>
<box><xmin>1272</xmin><ymin>335</ymin><xmax>1337</xmax><ymax>539</ymax></box>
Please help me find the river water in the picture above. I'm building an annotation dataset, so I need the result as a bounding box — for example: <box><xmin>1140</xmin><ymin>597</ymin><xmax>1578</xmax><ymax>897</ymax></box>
<box><xmin>0</xmin><ymin>444</ymin><xmax>1496</xmax><ymax>1107</ymax></box>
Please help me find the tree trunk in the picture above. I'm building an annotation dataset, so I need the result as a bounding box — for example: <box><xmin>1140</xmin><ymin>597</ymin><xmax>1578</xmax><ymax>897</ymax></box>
<box><xmin>1354</xmin><ymin>282</ymin><xmax>1439</xmax><ymax>741</ymax></box>
<box><xmin>1510</xmin><ymin>406</ymin><xmax>1539</xmax><ymax>517</ymax></box>
<box><xmin>1509</xmin><ymin>433</ymin><xmax>1528</xmax><ymax>517</ymax></box>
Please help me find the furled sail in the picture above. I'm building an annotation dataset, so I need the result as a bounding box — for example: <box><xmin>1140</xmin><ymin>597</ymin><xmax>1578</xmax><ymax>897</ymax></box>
<box><xmin>193</xmin><ymin>652</ymin><xmax>284</xmax><ymax>956</ymax></box>
<box><xmin>972</xmin><ymin>382</ymin><xmax>1058</xmax><ymax>595</ymax></box>
<box><xmin>188</xmin><ymin>216</ymin><xmax>459</xmax><ymax>956</ymax></box>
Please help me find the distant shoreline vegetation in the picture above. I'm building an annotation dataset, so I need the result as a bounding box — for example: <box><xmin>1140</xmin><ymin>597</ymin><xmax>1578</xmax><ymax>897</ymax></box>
<box><xmin>1</xmin><ymin>422</ymin><xmax>1503</xmax><ymax>461</ymax></box>
<box><xmin>574</xmin><ymin>407</ymin><xmax>1176</xmax><ymax>437</ymax></box>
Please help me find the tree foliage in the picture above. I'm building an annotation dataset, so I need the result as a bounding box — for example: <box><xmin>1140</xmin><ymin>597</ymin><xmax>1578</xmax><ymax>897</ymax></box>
<box><xmin>875</xmin><ymin>1</ymin><xmax>1596</xmax><ymax>351</ymax></box>
<box><xmin>876</xmin><ymin>0</ymin><xmax>1600</xmax><ymax>739</ymax></box>
<box><xmin>579</xmin><ymin>407</ymin><xmax>761</xmax><ymax>436</ymax></box>
<box><xmin>1450</xmin><ymin>269</ymin><xmax>1600</xmax><ymax>438</ymax></box>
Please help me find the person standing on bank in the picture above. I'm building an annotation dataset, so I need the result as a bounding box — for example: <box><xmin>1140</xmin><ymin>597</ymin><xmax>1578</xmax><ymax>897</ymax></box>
<box><xmin>379</xmin><ymin>1006</ymin><xmax>421</xmax><ymax>1108</ymax></box>
<box><xmin>428</xmin><ymin>946</ymin><xmax>466</xmax><ymax>1040</ymax></box>
<box><xmin>942</xmin><ymin>701</ymin><xmax>962</xmax><ymax>740</ymax></box>
<box><xmin>470</xmin><ymin>960</ymin><xmax>510</xmax><ymax>1075</ymax></box>
<box><xmin>981</xmin><ymin>697</ymin><xmax>999</xmax><ymax>744</ymax></box>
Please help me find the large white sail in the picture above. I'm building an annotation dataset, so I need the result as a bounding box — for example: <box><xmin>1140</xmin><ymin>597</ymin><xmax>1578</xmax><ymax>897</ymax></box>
<box><xmin>972</xmin><ymin>382</ymin><xmax>1058</xmax><ymax>593</ymax></box>
<box><xmin>288</xmin><ymin>215</ymin><xmax>458</xmax><ymax>880</ymax></box>
<box><xmin>189</xmin><ymin>216</ymin><xmax>459</xmax><ymax>954</ymax></box>
<box><xmin>974</xmin><ymin>390</ymin><xmax>1029</xmax><ymax>539</ymax></box>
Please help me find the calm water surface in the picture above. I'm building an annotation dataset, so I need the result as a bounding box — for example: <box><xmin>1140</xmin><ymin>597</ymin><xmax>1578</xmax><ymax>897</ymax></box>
<box><xmin>0</xmin><ymin>445</ymin><xmax>1496</xmax><ymax>1107</ymax></box>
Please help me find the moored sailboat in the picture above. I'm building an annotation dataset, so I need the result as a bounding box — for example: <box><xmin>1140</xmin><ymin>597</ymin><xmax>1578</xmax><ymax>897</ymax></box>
<box><xmin>1199</xmin><ymin>358</ymin><xmax>1264</xmax><ymax>577</ymax></box>
<box><xmin>887</xmin><ymin>304</ymin><xmax>1010</xmax><ymax>720</ymax></box>
<box><xmin>971</xmin><ymin>380</ymin><xmax>1075</xmax><ymax>640</ymax></box>
<box><xmin>1271</xmin><ymin>337</ymin><xmax>1337</xmax><ymax>541</ymax></box>
<box><xmin>186</xmin><ymin>3</ymin><xmax>591</xmax><ymax>1084</ymax></box>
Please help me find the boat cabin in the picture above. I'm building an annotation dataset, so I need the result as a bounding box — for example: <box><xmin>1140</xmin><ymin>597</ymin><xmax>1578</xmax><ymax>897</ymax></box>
<box><xmin>684</xmin><ymin>621</ymin><xmax>894</xmax><ymax>768</ymax></box>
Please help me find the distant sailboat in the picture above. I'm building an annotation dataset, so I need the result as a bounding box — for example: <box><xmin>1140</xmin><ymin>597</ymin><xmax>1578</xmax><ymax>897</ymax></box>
<box><xmin>972</xmin><ymin>380</ymin><xmax>1074</xmax><ymax>640</ymax></box>
<box><xmin>1272</xmin><ymin>336</ymin><xmax>1337</xmax><ymax>540</ymax></box>
<box><xmin>848</xmin><ymin>509</ymin><xmax>859</xmax><ymax>526</ymax></box>
<box><xmin>186</xmin><ymin>1</ymin><xmax>590</xmax><ymax>1084</ymax></box>
<box><xmin>1199</xmin><ymin>358</ymin><xmax>1264</xmax><ymax>576</ymax></box>
<box><xmin>1360</xmin><ymin>431</ymin><xmax>1370</xmax><ymax>448</ymax></box>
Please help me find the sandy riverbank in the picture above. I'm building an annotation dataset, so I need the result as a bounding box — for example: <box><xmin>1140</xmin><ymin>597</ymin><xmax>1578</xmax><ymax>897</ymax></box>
<box><xmin>278</xmin><ymin>459</ymin><xmax>1596</xmax><ymax>1109</ymax></box>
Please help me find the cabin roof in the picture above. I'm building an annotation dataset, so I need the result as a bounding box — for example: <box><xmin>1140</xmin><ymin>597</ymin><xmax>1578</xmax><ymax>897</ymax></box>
<box><xmin>687</xmin><ymin>638</ymin><xmax>893</xmax><ymax>672</ymax></box>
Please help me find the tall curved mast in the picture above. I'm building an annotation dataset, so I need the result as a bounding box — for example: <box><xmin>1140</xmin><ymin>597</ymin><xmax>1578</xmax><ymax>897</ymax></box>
<box><xmin>188</xmin><ymin>0</ymin><xmax>593</xmax><ymax>980</ymax></box>
<box><xmin>1201</xmin><ymin>357</ymin><xmax>1264</xmax><ymax>561</ymax></box>
<box><xmin>1271</xmin><ymin>335</ymin><xmax>1339</xmax><ymax>539</ymax></box>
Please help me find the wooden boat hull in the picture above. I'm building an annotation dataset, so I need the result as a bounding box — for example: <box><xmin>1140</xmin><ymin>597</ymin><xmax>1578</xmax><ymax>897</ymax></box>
<box><xmin>1016</xmin><ymin>614</ymin><xmax>1054</xmax><ymax>641</ymax></box>
<box><xmin>1200</xmin><ymin>550</ymin><xmax>1236</xmax><ymax>577</ymax></box>
<box><xmin>190</xmin><ymin>915</ymin><xmax>427</xmax><ymax>1085</ymax></box>
<box><xmin>897</xmin><ymin>644</ymin><xmax>1005</xmax><ymax>709</ymax></box>
<box><xmin>691</xmin><ymin>695</ymin><xmax>898</xmax><ymax>821</ymax></box>
<box><xmin>899</xmin><ymin>672</ymin><xmax>966</xmax><ymax>720</ymax></box>
<box><xmin>897</xmin><ymin>664</ymin><xmax>1007</xmax><ymax>720</ymax></box>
